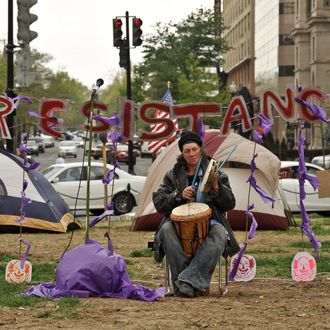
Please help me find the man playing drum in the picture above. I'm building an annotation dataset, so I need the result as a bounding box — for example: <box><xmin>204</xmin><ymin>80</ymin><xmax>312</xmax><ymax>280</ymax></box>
<box><xmin>153</xmin><ymin>131</ymin><xmax>240</xmax><ymax>297</ymax></box>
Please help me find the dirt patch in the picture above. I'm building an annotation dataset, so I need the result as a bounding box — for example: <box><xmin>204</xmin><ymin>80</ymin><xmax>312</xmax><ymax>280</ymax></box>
<box><xmin>0</xmin><ymin>222</ymin><xmax>330</xmax><ymax>329</ymax></box>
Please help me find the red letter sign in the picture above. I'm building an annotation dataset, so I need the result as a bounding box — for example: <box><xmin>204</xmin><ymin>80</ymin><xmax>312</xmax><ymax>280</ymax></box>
<box><xmin>221</xmin><ymin>96</ymin><xmax>252</xmax><ymax>135</ymax></box>
<box><xmin>82</xmin><ymin>101</ymin><xmax>109</xmax><ymax>132</ymax></box>
<box><xmin>39</xmin><ymin>99</ymin><xmax>69</xmax><ymax>139</ymax></box>
<box><xmin>0</xmin><ymin>96</ymin><xmax>14</xmax><ymax>139</ymax></box>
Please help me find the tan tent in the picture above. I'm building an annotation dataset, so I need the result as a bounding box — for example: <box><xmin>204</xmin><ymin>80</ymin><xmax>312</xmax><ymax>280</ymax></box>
<box><xmin>132</xmin><ymin>130</ymin><xmax>291</xmax><ymax>231</ymax></box>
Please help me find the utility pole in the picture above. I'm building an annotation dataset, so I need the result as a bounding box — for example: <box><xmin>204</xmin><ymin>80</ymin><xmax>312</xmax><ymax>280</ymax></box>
<box><xmin>6</xmin><ymin>0</ymin><xmax>16</xmax><ymax>153</ymax></box>
<box><xmin>113</xmin><ymin>11</ymin><xmax>143</xmax><ymax>175</ymax></box>
<box><xmin>125</xmin><ymin>11</ymin><xmax>134</xmax><ymax>175</ymax></box>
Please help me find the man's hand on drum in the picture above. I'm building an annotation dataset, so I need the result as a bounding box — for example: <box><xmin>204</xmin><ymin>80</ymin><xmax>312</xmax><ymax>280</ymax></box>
<box><xmin>182</xmin><ymin>186</ymin><xmax>196</xmax><ymax>201</ymax></box>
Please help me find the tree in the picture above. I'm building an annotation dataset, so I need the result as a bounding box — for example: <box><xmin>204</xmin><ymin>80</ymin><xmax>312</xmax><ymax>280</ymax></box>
<box><xmin>132</xmin><ymin>7</ymin><xmax>230</xmax><ymax>128</ymax></box>
<box><xmin>132</xmin><ymin>7</ymin><xmax>230</xmax><ymax>109</ymax></box>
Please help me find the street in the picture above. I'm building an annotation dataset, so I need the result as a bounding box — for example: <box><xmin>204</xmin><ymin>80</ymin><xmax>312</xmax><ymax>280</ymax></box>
<box><xmin>35</xmin><ymin>141</ymin><xmax>153</xmax><ymax>221</ymax></box>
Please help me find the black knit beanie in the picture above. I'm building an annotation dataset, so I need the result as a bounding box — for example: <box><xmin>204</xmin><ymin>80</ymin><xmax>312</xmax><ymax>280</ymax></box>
<box><xmin>178</xmin><ymin>131</ymin><xmax>203</xmax><ymax>151</ymax></box>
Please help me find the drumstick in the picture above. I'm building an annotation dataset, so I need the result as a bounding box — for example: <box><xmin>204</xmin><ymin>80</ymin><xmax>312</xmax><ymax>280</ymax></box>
<box><xmin>216</xmin><ymin>145</ymin><xmax>238</xmax><ymax>171</ymax></box>
<box><xmin>208</xmin><ymin>145</ymin><xmax>238</xmax><ymax>189</ymax></box>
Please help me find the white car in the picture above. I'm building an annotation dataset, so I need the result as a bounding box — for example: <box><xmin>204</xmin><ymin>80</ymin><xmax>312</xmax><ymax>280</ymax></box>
<box><xmin>72</xmin><ymin>136</ymin><xmax>84</xmax><ymax>148</ymax></box>
<box><xmin>58</xmin><ymin>141</ymin><xmax>77</xmax><ymax>158</ymax></box>
<box><xmin>41</xmin><ymin>162</ymin><xmax>146</xmax><ymax>215</ymax></box>
<box><xmin>279</xmin><ymin>161</ymin><xmax>330</xmax><ymax>214</ymax></box>
<box><xmin>311</xmin><ymin>154</ymin><xmax>330</xmax><ymax>169</ymax></box>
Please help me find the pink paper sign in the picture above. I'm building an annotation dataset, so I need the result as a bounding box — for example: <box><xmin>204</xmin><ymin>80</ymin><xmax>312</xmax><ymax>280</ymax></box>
<box><xmin>291</xmin><ymin>252</ymin><xmax>316</xmax><ymax>282</ymax></box>
<box><xmin>230</xmin><ymin>254</ymin><xmax>256</xmax><ymax>282</ymax></box>
<box><xmin>5</xmin><ymin>259</ymin><xmax>32</xmax><ymax>283</ymax></box>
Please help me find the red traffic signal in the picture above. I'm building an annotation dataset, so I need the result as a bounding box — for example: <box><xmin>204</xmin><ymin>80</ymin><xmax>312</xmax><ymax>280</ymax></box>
<box><xmin>132</xmin><ymin>17</ymin><xmax>143</xmax><ymax>47</ymax></box>
<box><xmin>113</xmin><ymin>18</ymin><xmax>123</xmax><ymax>47</ymax></box>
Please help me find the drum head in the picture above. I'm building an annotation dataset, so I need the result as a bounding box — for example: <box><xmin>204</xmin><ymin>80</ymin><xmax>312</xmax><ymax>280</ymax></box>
<box><xmin>171</xmin><ymin>202</ymin><xmax>209</xmax><ymax>217</ymax></box>
<box><xmin>200</xmin><ymin>159</ymin><xmax>216</xmax><ymax>192</ymax></box>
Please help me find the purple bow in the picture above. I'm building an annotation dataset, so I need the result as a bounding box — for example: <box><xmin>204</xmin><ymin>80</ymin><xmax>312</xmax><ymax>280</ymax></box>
<box><xmin>197</xmin><ymin>118</ymin><xmax>205</xmax><ymax>143</ymax></box>
<box><xmin>295</xmin><ymin>97</ymin><xmax>330</xmax><ymax>124</ymax></box>
<box><xmin>93</xmin><ymin>112</ymin><xmax>121</xmax><ymax>127</ymax></box>
<box><xmin>19</xmin><ymin>238</ymin><xmax>31</xmax><ymax>269</ymax></box>
<box><xmin>102</xmin><ymin>168</ymin><xmax>116</xmax><ymax>185</ymax></box>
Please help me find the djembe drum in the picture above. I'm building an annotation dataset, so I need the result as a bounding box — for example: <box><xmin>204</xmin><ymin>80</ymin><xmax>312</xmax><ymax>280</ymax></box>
<box><xmin>170</xmin><ymin>202</ymin><xmax>212</xmax><ymax>257</ymax></box>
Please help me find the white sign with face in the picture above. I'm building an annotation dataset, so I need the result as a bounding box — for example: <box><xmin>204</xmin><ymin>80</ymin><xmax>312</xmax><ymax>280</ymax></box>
<box><xmin>291</xmin><ymin>252</ymin><xmax>316</xmax><ymax>282</ymax></box>
<box><xmin>230</xmin><ymin>254</ymin><xmax>256</xmax><ymax>282</ymax></box>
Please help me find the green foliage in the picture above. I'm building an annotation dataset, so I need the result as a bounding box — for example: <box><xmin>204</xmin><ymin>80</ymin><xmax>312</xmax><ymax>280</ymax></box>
<box><xmin>129</xmin><ymin>248</ymin><xmax>153</xmax><ymax>257</ymax></box>
<box><xmin>132</xmin><ymin>6</ymin><xmax>230</xmax><ymax>118</ymax></box>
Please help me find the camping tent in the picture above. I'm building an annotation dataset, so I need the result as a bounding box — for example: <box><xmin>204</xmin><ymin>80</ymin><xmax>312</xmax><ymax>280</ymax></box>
<box><xmin>0</xmin><ymin>149</ymin><xmax>80</xmax><ymax>232</ymax></box>
<box><xmin>132</xmin><ymin>130</ymin><xmax>291</xmax><ymax>231</ymax></box>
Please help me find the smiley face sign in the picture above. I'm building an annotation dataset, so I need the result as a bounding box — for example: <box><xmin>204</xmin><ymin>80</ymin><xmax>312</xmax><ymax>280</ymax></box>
<box><xmin>230</xmin><ymin>254</ymin><xmax>256</xmax><ymax>282</ymax></box>
<box><xmin>291</xmin><ymin>252</ymin><xmax>316</xmax><ymax>282</ymax></box>
<box><xmin>5</xmin><ymin>259</ymin><xmax>32</xmax><ymax>283</ymax></box>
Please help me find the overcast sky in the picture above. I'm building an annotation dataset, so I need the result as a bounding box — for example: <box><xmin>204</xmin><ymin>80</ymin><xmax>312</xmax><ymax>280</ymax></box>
<box><xmin>0</xmin><ymin>0</ymin><xmax>214</xmax><ymax>88</ymax></box>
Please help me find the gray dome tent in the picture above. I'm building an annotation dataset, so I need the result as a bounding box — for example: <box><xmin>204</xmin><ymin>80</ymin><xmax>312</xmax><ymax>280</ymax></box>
<box><xmin>0</xmin><ymin>148</ymin><xmax>80</xmax><ymax>232</ymax></box>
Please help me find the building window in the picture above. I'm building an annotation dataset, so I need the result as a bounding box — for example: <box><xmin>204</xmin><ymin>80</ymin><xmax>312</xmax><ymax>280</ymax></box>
<box><xmin>324</xmin><ymin>0</ymin><xmax>330</xmax><ymax>7</ymax></box>
<box><xmin>279</xmin><ymin>34</ymin><xmax>295</xmax><ymax>45</ymax></box>
<box><xmin>279</xmin><ymin>65</ymin><xmax>295</xmax><ymax>76</ymax></box>
<box><xmin>279</xmin><ymin>2</ymin><xmax>295</xmax><ymax>14</ymax></box>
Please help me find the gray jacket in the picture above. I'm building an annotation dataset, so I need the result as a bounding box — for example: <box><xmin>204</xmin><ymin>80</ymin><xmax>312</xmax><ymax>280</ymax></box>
<box><xmin>152</xmin><ymin>157</ymin><xmax>240</xmax><ymax>261</ymax></box>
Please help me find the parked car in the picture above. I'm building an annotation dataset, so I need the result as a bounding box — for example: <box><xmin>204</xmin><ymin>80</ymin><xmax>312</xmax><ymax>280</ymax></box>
<box><xmin>40</xmin><ymin>134</ymin><xmax>55</xmax><ymax>148</ymax></box>
<box><xmin>58</xmin><ymin>141</ymin><xmax>77</xmax><ymax>158</ymax></box>
<box><xmin>40</xmin><ymin>162</ymin><xmax>146</xmax><ymax>215</ymax></box>
<box><xmin>26</xmin><ymin>140</ymin><xmax>39</xmax><ymax>156</ymax></box>
<box><xmin>29</xmin><ymin>136</ymin><xmax>45</xmax><ymax>153</ymax></box>
<box><xmin>279</xmin><ymin>161</ymin><xmax>330</xmax><ymax>214</ymax></box>
<box><xmin>72</xmin><ymin>136</ymin><xmax>84</xmax><ymax>148</ymax></box>
<box><xmin>115</xmin><ymin>144</ymin><xmax>141</xmax><ymax>164</ymax></box>
<box><xmin>311</xmin><ymin>154</ymin><xmax>330</xmax><ymax>169</ymax></box>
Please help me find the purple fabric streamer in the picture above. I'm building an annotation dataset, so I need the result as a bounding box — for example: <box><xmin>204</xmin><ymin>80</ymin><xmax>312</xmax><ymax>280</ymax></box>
<box><xmin>9</xmin><ymin>95</ymin><xmax>32</xmax><ymax>109</ymax></box>
<box><xmin>252</xmin><ymin>114</ymin><xmax>272</xmax><ymax>144</ymax></box>
<box><xmin>297</xmin><ymin>125</ymin><xmax>321</xmax><ymax>258</ymax></box>
<box><xmin>102</xmin><ymin>168</ymin><xmax>116</xmax><ymax>185</ymax></box>
<box><xmin>298</xmin><ymin>126</ymin><xmax>319</xmax><ymax>201</ymax></box>
<box><xmin>228</xmin><ymin>243</ymin><xmax>247</xmax><ymax>282</ymax></box>
<box><xmin>104</xmin><ymin>231</ymin><xmax>114</xmax><ymax>253</ymax></box>
<box><xmin>24</xmin><ymin>239</ymin><xmax>165</xmax><ymax>301</ymax></box>
<box><xmin>19</xmin><ymin>238</ymin><xmax>31</xmax><ymax>269</ymax></box>
<box><xmin>23</xmin><ymin>158</ymin><xmax>40</xmax><ymax>172</ymax></box>
<box><xmin>22</xmin><ymin>132</ymin><xmax>28</xmax><ymax>144</ymax></box>
<box><xmin>246</xmin><ymin>154</ymin><xmax>275</xmax><ymax>203</ymax></box>
<box><xmin>93</xmin><ymin>112</ymin><xmax>121</xmax><ymax>127</ymax></box>
<box><xmin>28</xmin><ymin>110</ymin><xmax>59</xmax><ymax>125</ymax></box>
<box><xmin>198</xmin><ymin>118</ymin><xmax>205</xmax><ymax>143</ymax></box>
<box><xmin>295</xmin><ymin>97</ymin><xmax>330</xmax><ymax>124</ymax></box>
<box><xmin>89</xmin><ymin>209</ymin><xmax>114</xmax><ymax>228</ymax></box>
<box><xmin>300</xmin><ymin>201</ymin><xmax>321</xmax><ymax>259</ymax></box>
<box><xmin>245</xmin><ymin>204</ymin><xmax>258</xmax><ymax>240</ymax></box>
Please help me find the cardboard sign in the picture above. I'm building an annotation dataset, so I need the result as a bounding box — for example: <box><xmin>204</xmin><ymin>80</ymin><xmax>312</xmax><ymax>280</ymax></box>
<box><xmin>230</xmin><ymin>254</ymin><xmax>256</xmax><ymax>282</ymax></box>
<box><xmin>291</xmin><ymin>252</ymin><xmax>316</xmax><ymax>282</ymax></box>
<box><xmin>317</xmin><ymin>170</ymin><xmax>330</xmax><ymax>198</ymax></box>
<box><xmin>5</xmin><ymin>259</ymin><xmax>32</xmax><ymax>283</ymax></box>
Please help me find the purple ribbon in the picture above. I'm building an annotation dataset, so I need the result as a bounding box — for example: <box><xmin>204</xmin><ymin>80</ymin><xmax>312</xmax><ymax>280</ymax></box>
<box><xmin>298</xmin><ymin>126</ymin><xmax>319</xmax><ymax>201</ymax></box>
<box><xmin>19</xmin><ymin>238</ymin><xmax>31</xmax><ymax>269</ymax></box>
<box><xmin>104</xmin><ymin>231</ymin><xmax>114</xmax><ymax>254</ymax></box>
<box><xmin>297</xmin><ymin>125</ymin><xmax>321</xmax><ymax>258</ymax></box>
<box><xmin>246</xmin><ymin>154</ymin><xmax>275</xmax><ymax>203</ymax></box>
<box><xmin>198</xmin><ymin>118</ymin><xmax>205</xmax><ymax>143</ymax></box>
<box><xmin>300</xmin><ymin>201</ymin><xmax>321</xmax><ymax>259</ymax></box>
<box><xmin>102</xmin><ymin>167</ymin><xmax>116</xmax><ymax>185</ymax></box>
<box><xmin>228</xmin><ymin>243</ymin><xmax>247</xmax><ymax>282</ymax></box>
<box><xmin>93</xmin><ymin>112</ymin><xmax>121</xmax><ymax>127</ymax></box>
<box><xmin>245</xmin><ymin>204</ymin><xmax>258</xmax><ymax>240</ymax></box>
<box><xmin>89</xmin><ymin>209</ymin><xmax>114</xmax><ymax>228</ymax></box>
<box><xmin>295</xmin><ymin>97</ymin><xmax>330</xmax><ymax>124</ymax></box>
<box><xmin>23</xmin><ymin>158</ymin><xmax>40</xmax><ymax>172</ymax></box>
<box><xmin>253</xmin><ymin>113</ymin><xmax>272</xmax><ymax>144</ymax></box>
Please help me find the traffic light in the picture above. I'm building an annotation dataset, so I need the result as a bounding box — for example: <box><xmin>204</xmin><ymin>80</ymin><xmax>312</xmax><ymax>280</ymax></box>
<box><xmin>17</xmin><ymin>0</ymin><xmax>38</xmax><ymax>47</ymax></box>
<box><xmin>132</xmin><ymin>18</ymin><xmax>143</xmax><ymax>46</ymax></box>
<box><xmin>113</xmin><ymin>18</ymin><xmax>123</xmax><ymax>47</ymax></box>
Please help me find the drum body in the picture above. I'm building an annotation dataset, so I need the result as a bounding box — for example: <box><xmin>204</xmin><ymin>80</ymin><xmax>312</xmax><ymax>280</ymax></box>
<box><xmin>170</xmin><ymin>203</ymin><xmax>211</xmax><ymax>257</ymax></box>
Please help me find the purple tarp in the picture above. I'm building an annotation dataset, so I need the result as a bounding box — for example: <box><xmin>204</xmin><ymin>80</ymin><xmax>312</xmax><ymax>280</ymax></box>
<box><xmin>25</xmin><ymin>238</ymin><xmax>165</xmax><ymax>302</ymax></box>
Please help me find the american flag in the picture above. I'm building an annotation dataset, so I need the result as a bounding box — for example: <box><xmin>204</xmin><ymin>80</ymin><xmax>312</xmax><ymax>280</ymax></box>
<box><xmin>147</xmin><ymin>89</ymin><xmax>179</xmax><ymax>155</ymax></box>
